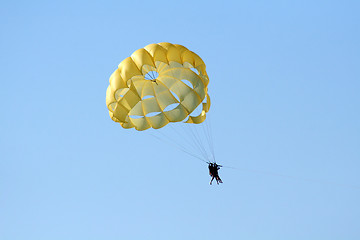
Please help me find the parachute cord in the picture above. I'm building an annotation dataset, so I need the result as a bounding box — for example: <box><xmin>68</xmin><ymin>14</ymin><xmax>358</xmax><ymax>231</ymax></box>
<box><xmin>168</xmin><ymin>124</ymin><xmax>201</xmax><ymax>157</ymax></box>
<box><xmin>168</xmin><ymin>121</ymin><xmax>212</xmax><ymax>163</ymax></box>
<box><xmin>151</xmin><ymin>69</ymin><xmax>156</xmax><ymax>79</ymax></box>
<box><xmin>157</xmin><ymin>65</ymin><xmax>214</xmax><ymax>164</ymax></box>
<box><xmin>165</xmin><ymin>67</ymin><xmax>212</xmax><ymax>162</ymax></box>
<box><xmin>185</xmin><ymin>124</ymin><xmax>211</xmax><ymax>162</ymax></box>
<box><xmin>201</xmin><ymin>120</ymin><xmax>211</xmax><ymax>160</ymax></box>
<box><xmin>149</xmin><ymin>133</ymin><xmax>208</xmax><ymax>164</ymax></box>
<box><xmin>203</xmin><ymin>116</ymin><xmax>215</xmax><ymax>162</ymax></box>
<box><xmin>149</xmin><ymin>67</ymin><xmax>203</xmax><ymax>161</ymax></box>
<box><xmin>207</xmin><ymin>116</ymin><xmax>216</xmax><ymax>162</ymax></box>
<box><xmin>222</xmin><ymin>165</ymin><xmax>360</xmax><ymax>190</ymax></box>
<box><xmin>200</xmin><ymin>123</ymin><xmax>213</xmax><ymax>162</ymax></box>
<box><xmin>192</xmin><ymin>124</ymin><xmax>209</xmax><ymax>160</ymax></box>
<box><xmin>154</xmin><ymin>128</ymin><xmax>193</xmax><ymax>155</ymax></box>
<box><xmin>169</xmin><ymin>123</ymin><xmax>211</xmax><ymax>163</ymax></box>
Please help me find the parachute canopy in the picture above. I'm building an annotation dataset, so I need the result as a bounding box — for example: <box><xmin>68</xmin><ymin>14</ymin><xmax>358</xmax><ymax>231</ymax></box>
<box><xmin>106</xmin><ymin>42</ymin><xmax>210</xmax><ymax>131</ymax></box>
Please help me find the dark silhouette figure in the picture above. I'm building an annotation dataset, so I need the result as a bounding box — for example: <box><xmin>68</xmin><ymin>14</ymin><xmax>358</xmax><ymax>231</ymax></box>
<box><xmin>208</xmin><ymin>163</ymin><xmax>223</xmax><ymax>185</ymax></box>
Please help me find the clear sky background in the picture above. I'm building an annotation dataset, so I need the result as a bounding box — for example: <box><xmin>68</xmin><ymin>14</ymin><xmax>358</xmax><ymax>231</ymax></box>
<box><xmin>1</xmin><ymin>1</ymin><xmax>359</xmax><ymax>239</ymax></box>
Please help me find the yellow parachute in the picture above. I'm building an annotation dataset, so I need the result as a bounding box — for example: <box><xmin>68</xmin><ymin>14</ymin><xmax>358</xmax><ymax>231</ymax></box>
<box><xmin>106</xmin><ymin>42</ymin><xmax>210</xmax><ymax>131</ymax></box>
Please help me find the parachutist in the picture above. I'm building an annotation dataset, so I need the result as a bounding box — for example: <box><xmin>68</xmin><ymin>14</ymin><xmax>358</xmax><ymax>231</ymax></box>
<box><xmin>208</xmin><ymin>162</ymin><xmax>223</xmax><ymax>185</ymax></box>
<box><xmin>151</xmin><ymin>79</ymin><xmax>158</xmax><ymax>85</ymax></box>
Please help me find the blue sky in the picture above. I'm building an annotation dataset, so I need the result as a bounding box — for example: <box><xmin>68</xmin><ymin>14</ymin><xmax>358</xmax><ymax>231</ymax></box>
<box><xmin>1</xmin><ymin>0</ymin><xmax>359</xmax><ymax>239</ymax></box>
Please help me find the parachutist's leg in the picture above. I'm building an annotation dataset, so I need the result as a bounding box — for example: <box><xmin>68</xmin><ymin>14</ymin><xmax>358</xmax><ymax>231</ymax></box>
<box><xmin>210</xmin><ymin>176</ymin><xmax>214</xmax><ymax>185</ymax></box>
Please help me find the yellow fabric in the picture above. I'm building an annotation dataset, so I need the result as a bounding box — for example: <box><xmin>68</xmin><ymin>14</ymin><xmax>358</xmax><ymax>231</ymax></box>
<box><xmin>106</xmin><ymin>42</ymin><xmax>210</xmax><ymax>131</ymax></box>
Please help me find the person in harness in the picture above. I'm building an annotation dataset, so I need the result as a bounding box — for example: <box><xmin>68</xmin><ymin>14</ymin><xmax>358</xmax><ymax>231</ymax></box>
<box><xmin>208</xmin><ymin>162</ymin><xmax>223</xmax><ymax>185</ymax></box>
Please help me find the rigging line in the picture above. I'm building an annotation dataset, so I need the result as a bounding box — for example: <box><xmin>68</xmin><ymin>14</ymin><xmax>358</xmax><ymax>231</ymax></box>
<box><xmin>184</xmin><ymin>123</ymin><xmax>209</xmax><ymax>160</ymax></box>
<box><xmin>206</xmin><ymin>117</ymin><xmax>216</xmax><ymax>162</ymax></box>
<box><xmin>184</xmin><ymin>92</ymin><xmax>214</xmax><ymax>160</ymax></box>
<box><xmin>206</xmin><ymin>115</ymin><xmax>214</xmax><ymax>150</ymax></box>
<box><xmin>191</xmin><ymin>124</ymin><xmax>212</xmax><ymax>162</ymax></box>
<box><xmin>151</xmin><ymin>134</ymin><xmax>206</xmax><ymax>163</ymax></box>
<box><xmin>222</xmin><ymin>165</ymin><xmax>360</xmax><ymax>190</ymax></box>
<box><xmin>149</xmin><ymin>133</ymin><xmax>208</xmax><ymax>163</ymax></box>
<box><xmin>196</xmin><ymin>123</ymin><xmax>210</xmax><ymax>160</ymax></box>
<box><xmin>186</xmin><ymin>124</ymin><xmax>205</xmax><ymax>155</ymax></box>
<box><xmin>203</xmin><ymin>99</ymin><xmax>215</xmax><ymax>158</ymax></box>
<box><xmin>173</xmin><ymin>122</ymin><xmax>203</xmax><ymax>160</ymax></box>
<box><xmin>167</xmin><ymin>125</ymin><xmax>201</xmax><ymax>159</ymax></box>
<box><xmin>155</xmin><ymin>128</ymin><xmax>192</xmax><ymax>154</ymax></box>
<box><xmin>186</xmin><ymin>124</ymin><xmax>210</xmax><ymax>161</ymax></box>
<box><xmin>199</xmin><ymin>119</ymin><xmax>208</xmax><ymax>148</ymax></box>
<box><xmin>196</xmin><ymin>122</ymin><xmax>211</xmax><ymax>161</ymax></box>
<box><xmin>205</xmin><ymin>120</ymin><xmax>216</xmax><ymax>161</ymax></box>
<box><xmin>151</xmin><ymin>69</ymin><xmax>157</xmax><ymax>79</ymax></box>
<box><xmin>156</xmin><ymin>125</ymin><xmax>206</xmax><ymax>161</ymax></box>
<box><xmin>146</xmin><ymin>67</ymin><xmax>155</xmax><ymax>80</ymax></box>
<box><xmin>190</xmin><ymin>123</ymin><xmax>210</xmax><ymax>160</ymax></box>
<box><xmin>182</xmin><ymin>123</ymin><xmax>208</xmax><ymax>159</ymax></box>
<box><xmin>148</xmin><ymin>67</ymin><xmax>153</xmax><ymax>79</ymax></box>
<box><xmin>167</xmin><ymin>66</ymin><xmax>210</xmax><ymax>162</ymax></box>
<box><xmin>166</xmin><ymin>63</ymin><xmax>211</xmax><ymax>162</ymax></box>
<box><xmin>164</xmin><ymin>71</ymin><xmax>200</xmax><ymax>156</ymax></box>
<box><xmin>168</xmin><ymin>123</ymin><xmax>201</xmax><ymax>156</ymax></box>
<box><xmin>202</xmin><ymin>118</ymin><xmax>214</xmax><ymax>161</ymax></box>
<box><xmin>152</xmin><ymin>128</ymin><xmax>191</xmax><ymax>152</ymax></box>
